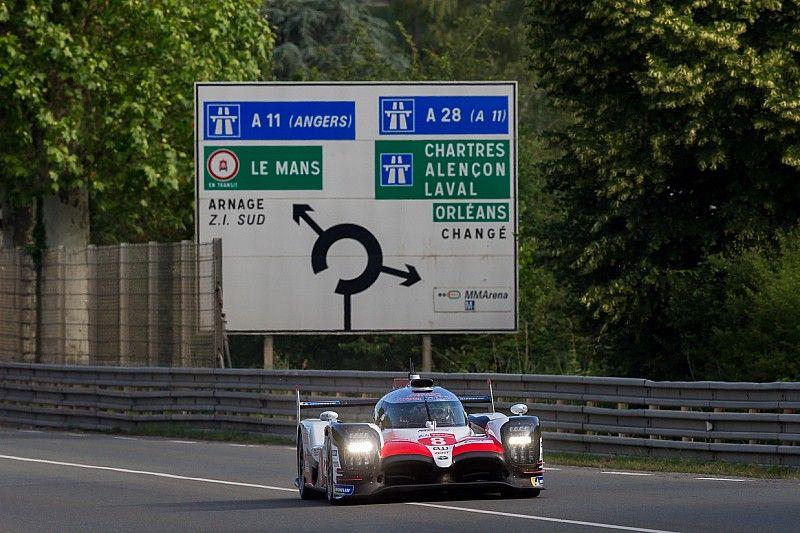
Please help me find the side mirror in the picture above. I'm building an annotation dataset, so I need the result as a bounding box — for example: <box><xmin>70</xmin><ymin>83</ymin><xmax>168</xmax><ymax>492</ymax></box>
<box><xmin>320</xmin><ymin>410</ymin><xmax>339</xmax><ymax>422</ymax></box>
<box><xmin>509</xmin><ymin>403</ymin><xmax>528</xmax><ymax>416</ymax></box>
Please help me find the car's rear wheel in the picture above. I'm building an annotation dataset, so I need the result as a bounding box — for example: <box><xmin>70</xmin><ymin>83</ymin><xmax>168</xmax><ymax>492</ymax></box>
<box><xmin>297</xmin><ymin>431</ymin><xmax>315</xmax><ymax>500</ymax></box>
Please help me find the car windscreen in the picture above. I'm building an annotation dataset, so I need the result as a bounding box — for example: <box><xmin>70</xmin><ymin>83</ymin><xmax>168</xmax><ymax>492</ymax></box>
<box><xmin>378</xmin><ymin>400</ymin><xmax>467</xmax><ymax>429</ymax></box>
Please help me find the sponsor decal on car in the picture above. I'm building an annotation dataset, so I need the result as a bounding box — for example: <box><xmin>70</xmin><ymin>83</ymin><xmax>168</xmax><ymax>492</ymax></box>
<box><xmin>531</xmin><ymin>476</ymin><xmax>544</xmax><ymax>488</ymax></box>
<box><xmin>334</xmin><ymin>484</ymin><xmax>355</xmax><ymax>496</ymax></box>
<box><xmin>454</xmin><ymin>438</ymin><xmax>494</xmax><ymax>446</ymax></box>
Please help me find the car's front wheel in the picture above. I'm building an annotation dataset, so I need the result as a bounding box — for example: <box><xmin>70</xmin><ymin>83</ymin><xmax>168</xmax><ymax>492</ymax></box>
<box><xmin>325</xmin><ymin>443</ymin><xmax>345</xmax><ymax>505</ymax></box>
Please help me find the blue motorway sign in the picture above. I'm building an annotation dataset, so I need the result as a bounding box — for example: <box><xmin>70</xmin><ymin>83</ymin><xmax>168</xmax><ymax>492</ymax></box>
<box><xmin>204</xmin><ymin>101</ymin><xmax>355</xmax><ymax>140</ymax></box>
<box><xmin>379</xmin><ymin>96</ymin><xmax>508</xmax><ymax>135</ymax></box>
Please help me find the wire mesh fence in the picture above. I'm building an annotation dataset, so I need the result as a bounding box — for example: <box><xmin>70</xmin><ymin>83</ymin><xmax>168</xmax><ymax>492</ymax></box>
<box><xmin>0</xmin><ymin>249</ymin><xmax>36</xmax><ymax>362</ymax></box>
<box><xmin>0</xmin><ymin>240</ymin><xmax>223</xmax><ymax>367</ymax></box>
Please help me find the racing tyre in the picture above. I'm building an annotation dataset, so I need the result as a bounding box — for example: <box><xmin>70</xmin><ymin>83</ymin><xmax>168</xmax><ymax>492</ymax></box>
<box><xmin>325</xmin><ymin>446</ymin><xmax>345</xmax><ymax>506</ymax></box>
<box><xmin>297</xmin><ymin>432</ymin><xmax>316</xmax><ymax>500</ymax></box>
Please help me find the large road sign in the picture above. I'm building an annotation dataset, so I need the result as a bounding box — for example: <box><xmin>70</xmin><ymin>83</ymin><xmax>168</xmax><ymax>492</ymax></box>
<box><xmin>195</xmin><ymin>82</ymin><xmax>517</xmax><ymax>333</ymax></box>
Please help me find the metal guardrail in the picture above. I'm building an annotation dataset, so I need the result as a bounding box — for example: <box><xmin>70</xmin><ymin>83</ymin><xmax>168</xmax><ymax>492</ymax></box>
<box><xmin>1</xmin><ymin>362</ymin><xmax>798</xmax><ymax>465</ymax></box>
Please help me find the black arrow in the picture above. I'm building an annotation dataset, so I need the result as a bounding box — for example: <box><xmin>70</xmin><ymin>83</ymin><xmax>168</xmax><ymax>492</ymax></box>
<box><xmin>311</xmin><ymin>223</ymin><xmax>384</xmax><ymax>295</ymax></box>
<box><xmin>292</xmin><ymin>204</ymin><xmax>323</xmax><ymax>235</ymax></box>
<box><xmin>381</xmin><ymin>264</ymin><xmax>421</xmax><ymax>286</ymax></box>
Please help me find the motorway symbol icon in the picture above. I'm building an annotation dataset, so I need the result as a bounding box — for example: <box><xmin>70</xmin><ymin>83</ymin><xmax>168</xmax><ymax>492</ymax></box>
<box><xmin>380</xmin><ymin>98</ymin><xmax>415</xmax><ymax>133</ymax></box>
<box><xmin>293</xmin><ymin>204</ymin><xmax>421</xmax><ymax>330</ymax></box>
<box><xmin>206</xmin><ymin>103</ymin><xmax>241</xmax><ymax>138</ymax></box>
<box><xmin>380</xmin><ymin>153</ymin><xmax>413</xmax><ymax>186</ymax></box>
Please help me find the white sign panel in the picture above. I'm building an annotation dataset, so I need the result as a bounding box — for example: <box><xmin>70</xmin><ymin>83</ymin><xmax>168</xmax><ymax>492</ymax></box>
<box><xmin>195</xmin><ymin>82</ymin><xmax>517</xmax><ymax>333</ymax></box>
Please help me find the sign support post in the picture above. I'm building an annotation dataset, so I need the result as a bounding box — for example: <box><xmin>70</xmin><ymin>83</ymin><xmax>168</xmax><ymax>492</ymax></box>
<box><xmin>263</xmin><ymin>335</ymin><xmax>274</xmax><ymax>369</ymax></box>
<box><xmin>422</xmin><ymin>335</ymin><xmax>432</xmax><ymax>372</ymax></box>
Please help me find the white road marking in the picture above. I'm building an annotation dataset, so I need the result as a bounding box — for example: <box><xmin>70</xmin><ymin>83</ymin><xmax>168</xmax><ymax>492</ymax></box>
<box><xmin>65</xmin><ymin>433</ymin><xmax>86</xmax><ymax>437</ymax></box>
<box><xmin>602</xmin><ymin>471</ymin><xmax>655</xmax><ymax>476</ymax></box>
<box><xmin>545</xmin><ymin>467</ymin><xmax>562</xmax><ymax>471</ymax></box>
<box><xmin>229</xmin><ymin>444</ymin><xmax>249</xmax><ymax>447</ymax></box>
<box><xmin>406</xmin><ymin>502</ymin><xmax>681</xmax><ymax>533</ymax></box>
<box><xmin>168</xmin><ymin>440</ymin><xmax>197</xmax><ymax>444</ymax></box>
<box><xmin>18</xmin><ymin>430</ymin><xmax>43</xmax><ymax>434</ymax></box>
<box><xmin>694</xmin><ymin>477</ymin><xmax>746</xmax><ymax>482</ymax></box>
<box><xmin>112</xmin><ymin>436</ymin><xmax>138</xmax><ymax>441</ymax></box>
<box><xmin>0</xmin><ymin>454</ymin><xmax>296</xmax><ymax>492</ymax></box>
<box><xmin>0</xmin><ymin>453</ymin><xmax>681</xmax><ymax>532</ymax></box>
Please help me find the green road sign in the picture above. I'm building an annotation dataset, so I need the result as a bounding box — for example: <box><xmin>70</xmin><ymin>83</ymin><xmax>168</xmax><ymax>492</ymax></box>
<box><xmin>432</xmin><ymin>202</ymin><xmax>509</xmax><ymax>222</ymax></box>
<box><xmin>375</xmin><ymin>140</ymin><xmax>510</xmax><ymax>200</ymax></box>
<box><xmin>204</xmin><ymin>145</ymin><xmax>322</xmax><ymax>190</ymax></box>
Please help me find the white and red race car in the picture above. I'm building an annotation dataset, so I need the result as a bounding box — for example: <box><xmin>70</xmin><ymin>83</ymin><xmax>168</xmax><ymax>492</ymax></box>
<box><xmin>295</xmin><ymin>373</ymin><xmax>544</xmax><ymax>503</ymax></box>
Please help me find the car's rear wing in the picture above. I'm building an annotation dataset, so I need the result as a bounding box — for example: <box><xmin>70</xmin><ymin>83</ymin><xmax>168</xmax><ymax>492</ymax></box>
<box><xmin>457</xmin><ymin>395</ymin><xmax>492</xmax><ymax>404</ymax></box>
<box><xmin>298</xmin><ymin>399</ymin><xmax>378</xmax><ymax>409</ymax></box>
<box><xmin>295</xmin><ymin>386</ymin><xmax>379</xmax><ymax>425</ymax></box>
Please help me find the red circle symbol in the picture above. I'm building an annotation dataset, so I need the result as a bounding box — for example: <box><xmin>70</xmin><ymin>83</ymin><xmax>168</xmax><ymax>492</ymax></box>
<box><xmin>207</xmin><ymin>149</ymin><xmax>239</xmax><ymax>181</ymax></box>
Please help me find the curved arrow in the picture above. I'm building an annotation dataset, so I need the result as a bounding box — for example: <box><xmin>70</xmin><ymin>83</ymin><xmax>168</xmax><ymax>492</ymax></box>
<box><xmin>310</xmin><ymin>223</ymin><xmax>384</xmax><ymax>296</ymax></box>
<box><xmin>293</xmin><ymin>203</ymin><xmax>422</xmax><ymax>331</ymax></box>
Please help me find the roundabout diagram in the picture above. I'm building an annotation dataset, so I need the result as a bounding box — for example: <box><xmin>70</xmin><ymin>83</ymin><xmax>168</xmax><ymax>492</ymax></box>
<box><xmin>293</xmin><ymin>204</ymin><xmax>421</xmax><ymax>330</ymax></box>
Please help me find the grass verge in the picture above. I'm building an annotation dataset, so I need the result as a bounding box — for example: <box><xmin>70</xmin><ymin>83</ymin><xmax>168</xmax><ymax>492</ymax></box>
<box><xmin>547</xmin><ymin>452</ymin><xmax>800</xmax><ymax>480</ymax></box>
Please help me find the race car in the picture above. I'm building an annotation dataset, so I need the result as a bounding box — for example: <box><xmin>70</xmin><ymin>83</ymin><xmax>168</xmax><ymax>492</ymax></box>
<box><xmin>294</xmin><ymin>371</ymin><xmax>544</xmax><ymax>503</ymax></box>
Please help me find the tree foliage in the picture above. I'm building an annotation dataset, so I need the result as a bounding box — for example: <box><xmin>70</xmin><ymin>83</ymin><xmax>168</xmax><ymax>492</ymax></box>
<box><xmin>0</xmin><ymin>0</ymin><xmax>272</xmax><ymax>245</ymax></box>
<box><xmin>265</xmin><ymin>0</ymin><xmax>407</xmax><ymax>80</ymax></box>
<box><xmin>711</xmin><ymin>228</ymin><xmax>800</xmax><ymax>381</ymax></box>
<box><xmin>527</xmin><ymin>0</ymin><xmax>800</xmax><ymax>378</ymax></box>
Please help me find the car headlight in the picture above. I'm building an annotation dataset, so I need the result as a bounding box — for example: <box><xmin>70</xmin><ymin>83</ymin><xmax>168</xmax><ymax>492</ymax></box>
<box><xmin>507</xmin><ymin>435</ymin><xmax>532</xmax><ymax>446</ymax></box>
<box><xmin>502</xmin><ymin>423</ymin><xmax>541</xmax><ymax>465</ymax></box>
<box><xmin>346</xmin><ymin>440</ymin><xmax>374</xmax><ymax>454</ymax></box>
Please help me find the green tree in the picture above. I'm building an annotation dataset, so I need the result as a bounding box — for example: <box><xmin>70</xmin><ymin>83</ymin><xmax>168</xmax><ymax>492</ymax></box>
<box><xmin>711</xmin><ymin>229</ymin><xmax>800</xmax><ymax>381</ymax></box>
<box><xmin>389</xmin><ymin>0</ymin><xmax>458</xmax><ymax>51</ymax></box>
<box><xmin>0</xmin><ymin>0</ymin><xmax>272</xmax><ymax>246</ymax></box>
<box><xmin>527</xmin><ymin>0</ymin><xmax>800</xmax><ymax>379</ymax></box>
<box><xmin>265</xmin><ymin>0</ymin><xmax>407</xmax><ymax>81</ymax></box>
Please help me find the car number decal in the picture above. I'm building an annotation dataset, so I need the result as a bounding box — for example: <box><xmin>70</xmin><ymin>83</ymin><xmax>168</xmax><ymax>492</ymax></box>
<box><xmin>417</xmin><ymin>434</ymin><xmax>456</xmax><ymax>446</ymax></box>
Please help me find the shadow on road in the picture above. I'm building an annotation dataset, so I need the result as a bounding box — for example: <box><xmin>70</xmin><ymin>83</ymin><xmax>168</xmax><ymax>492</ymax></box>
<box><xmin>142</xmin><ymin>497</ymin><xmax>328</xmax><ymax>512</ymax></box>
<box><xmin>142</xmin><ymin>487</ymin><xmax>543</xmax><ymax>513</ymax></box>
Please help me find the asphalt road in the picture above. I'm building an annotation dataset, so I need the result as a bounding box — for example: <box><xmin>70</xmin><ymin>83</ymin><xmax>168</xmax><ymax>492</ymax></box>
<box><xmin>1</xmin><ymin>426</ymin><xmax>798</xmax><ymax>533</ymax></box>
